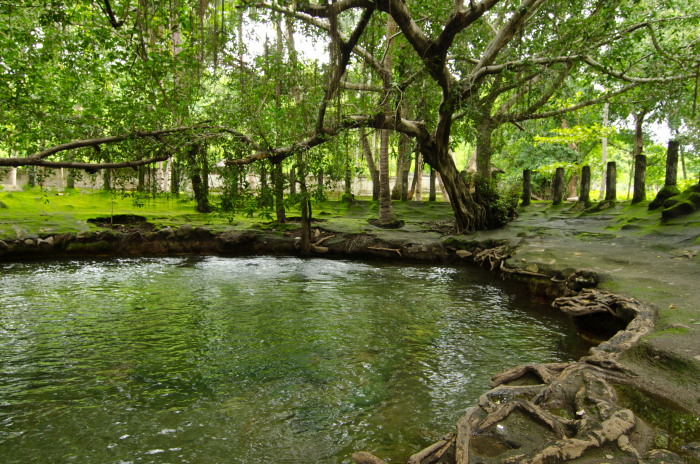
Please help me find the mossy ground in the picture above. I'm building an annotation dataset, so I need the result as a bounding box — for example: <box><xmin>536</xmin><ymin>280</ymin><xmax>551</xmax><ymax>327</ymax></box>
<box><xmin>0</xmin><ymin>187</ymin><xmax>456</xmax><ymax>241</ymax></box>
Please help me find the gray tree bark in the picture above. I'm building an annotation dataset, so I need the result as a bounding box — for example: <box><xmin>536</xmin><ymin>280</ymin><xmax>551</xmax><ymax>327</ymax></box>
<box><xmin>579</xmin><ymin>166</ymin><xmax>591</xmax><ymax>203</ymax></box>
<box><xmin>605</xmin><ymin>162</ymin><xmax>617</xmax><ymax>201</ymax></box>
<box><xmin>632</xmin><ymin>155</ymin><xmax>646</xmax><ymax>204</ymax></box>
<box><xmin>552</xmin><ymin>167</ymin><xmax>565</xmax><ymax>205</ymax></box>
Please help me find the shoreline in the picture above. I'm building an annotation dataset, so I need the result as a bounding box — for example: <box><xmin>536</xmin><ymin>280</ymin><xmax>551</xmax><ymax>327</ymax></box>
<box><xmin>1</xmin><ymin>201</ymin><xmax>699</xmax><ymax>463</ymax></box>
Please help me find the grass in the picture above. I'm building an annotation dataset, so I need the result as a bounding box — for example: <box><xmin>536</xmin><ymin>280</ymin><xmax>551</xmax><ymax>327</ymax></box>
<box><xmin>0</xmin><ymin>187</ymin><xmax>456</xmax><ymax>241</ymax></box>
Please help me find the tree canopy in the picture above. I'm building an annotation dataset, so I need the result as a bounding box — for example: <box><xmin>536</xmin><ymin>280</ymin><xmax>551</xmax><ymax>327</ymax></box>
<box><xmin>1</xmin><ymin>0</ymin><xmax>699</xmax><ymax>230</ymax></box>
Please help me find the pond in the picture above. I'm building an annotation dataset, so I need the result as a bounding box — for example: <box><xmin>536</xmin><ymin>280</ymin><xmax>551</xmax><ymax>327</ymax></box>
<box><xmin>0</xmin><ymin>256</ymin><xmax>591</xmax><ymax>463</ymax></box>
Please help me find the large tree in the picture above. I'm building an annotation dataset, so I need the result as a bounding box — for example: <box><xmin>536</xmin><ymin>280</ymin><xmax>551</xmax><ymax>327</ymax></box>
<box><xmin>1</xmin><ymin>0</ymin><xmax>698</xmax><ymax>231</ymax></box>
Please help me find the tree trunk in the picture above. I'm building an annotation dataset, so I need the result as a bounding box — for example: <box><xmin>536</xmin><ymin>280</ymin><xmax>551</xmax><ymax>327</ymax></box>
<box><xmin>414</xmin><ymin>151</ymin><xmax>423</xmax><ymax>201</ymax></box>
<box><xmin>599</xmin><ymin>103</ymin><xmax>609</xmax><ymax>200</ymax></box>
<box><xmin>171</xmin><ymin>161</ymin><xmax>180</xmax><ymax>196</ymax></box>
<box><xmin>664</xmin><ymin>140</ymin><xmax>679</xmax><ymax>187</ymax></box>
<box><xmin>27</xmin><ymin>166</ymin><xmax>35</xmax><ymax>187</ymax></box>
<box><xmin>289</xmin><ymin>168</ymin><xmax>296</xmax><ymax>195</ymax></box>
<box><xmin>401</xmin><ymin>171</ymin><xmax>409</xmax><ymax>201</ymax></box>
<box><xmin>377</xmin><ymin>15</ymin><xmax>396</xmax><ymax>225</ymax></box>
<box><xmin>138</xmin><ymin>166</ymin><xmax>146</xmax><ymax>191</ymax></box>
<box><xmin>606</xmin><ymin>161</ymin><xmax>617</xmax><ymax>201</ymax></box>
<box><xmin>317</xmin><ymin>168</ymin><xmax>323</xmax><ymax>189</ymax></box>
<box><xmin>66</xmin><ymin>169</ymin><xmax>76</xmax><ymax>189</ymax></box>
<box><xmin>103</xmin><ymin>169</ymin><xmax>111</xmax><ymax>190</ymax></box>
<box><xmin>522</xmin><ymin>169</ymin><xmax>532</xmax><ymax>206</ymax></box>
<box><xmin>475</xmin><ymin>119</ymin><xmax>493</xmax><ymax>179</ymax></box>
<box><xmin>345</xmin><ymin>169</ymin><xmax>352</xmax><ymax>196</ymax></box>
<box><xmin>297</xmin><ymin>158</ymin><xmax>311</xmax><ymax>255</ymax></box>
<box><xmin>272</xmin><ymin>162</ymin><xmax>286</xmax><ymax>223</ymax></box>
<box><xmin>360</xmin><ymin>129</ymin><xmax>379</xmax><ymax>201</ymax></box>
<box><xmin>579</xmin><ymin>166</ymin><xmax>591</xmax><ymax>204</ymax></box>
<box><xmin>566</xmin><ymin>172</ymin><xmax>578</xmax><ymax>199</ymax></box>
<box><xmin>680</xmin><ymin>144</ymin><xmax>687</xmax><ymax>180</ymax></box>
<box><xmin>391</xmin><ymin>141</ymin><xmax>406</xmax><ymax>200</ymax></box>
<box><xmin>429</xmin><ymin>168</ymin><xmax>436</xmax><ymax>201</ymax></box>
<box><xmin>188</xmin><ymin>143</ymin><xmax>213</xmax><ymax>213</ymax></box>
<box><xmin>552</xmin><ymin>167</ymin><xmax>565</xmax><ymax>205</ymax></box>
<box><xmin>632</xmin><ymin>155</ymin><xmax>646</xmax><ymax>204</ymax></box>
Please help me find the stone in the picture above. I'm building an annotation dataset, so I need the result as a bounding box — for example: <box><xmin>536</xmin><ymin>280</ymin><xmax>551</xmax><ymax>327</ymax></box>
<box><xmin>53</xmin><ymin>233</ymin><xmax>76</xmax><ymax>247</ymax></box>
<box><xmin>156</xmin><ymin>227</ymin><xmax>174</xmax><ymax>239</ymax></box>
<box><xmin>37</xmin><ymin>238</ymin><xmax>53</xmax><ymax>249</ymax></box>
<box><xmin>0</xmin><ymin>240</ymin><xmax>7</xmax><ymax>251</ymax></box>
<box><xmin>312</xmin><ymin>245</ymin><xmax>329</xmax><ymax>254</ymax></box>
<box><xmin>525</xmin><ymin>264</ymin><xmax>539</xmax><ymax>273</ymax></box>
<box><xmin>24</xmin><ymin>239</ymin><xmax>36</xmax><ymax>246</ymax></box>
<box><xmin>176</xmin><ymin>224</ymin><xmax>194</xmax><ymax>239</ymax></box>
<box><xmin>643</xmin><ymin>450</ymin><xmax>685</xmax><ymax>464</ymax></box>
<box><xmin>456</xmin><ymin>250</ymin><xmax>473</xmax><ymax>259</ymax></box>
<box><xmin>194</xmin><ymin>226</ymin><xmax>214</xmax><ymax>238</ymax></box>
<box><xmin>77</xmin><ymin>231</ymin><xmax>93</xmax><ymax>241</ymax></box>
<box><xmin>217</xmin><ymin>231</ymin><xmax>257</xmax><ymax>251</ymax></box>
<box><xmin>44</xmin><ymin>236</ymin><xmax>54</xmax><ymax>245</ymax></box>
<box><xmin>127</xmin><ymin>231</ymin><xmax>143</xmax><ymax>243</ymax></box>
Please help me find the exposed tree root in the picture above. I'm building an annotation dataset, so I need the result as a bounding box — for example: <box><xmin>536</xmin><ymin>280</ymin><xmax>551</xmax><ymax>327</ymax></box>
<box><xmin>474</xmin><ymin>245</ymin><xmax>510</xmax><ymax>271</ymax></box>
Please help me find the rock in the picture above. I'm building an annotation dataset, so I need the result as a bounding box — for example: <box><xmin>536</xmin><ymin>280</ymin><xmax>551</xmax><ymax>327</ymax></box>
<box><xmin>127</xmin><ymin>231</ymin><xmax>143</xmax><ymax>243</ymax></box>
<box><xmin>0</xmin><ymin>240</ymin><xmax>7</xmax><ymax>252</ymax></box>
<box><xmin>456</xmin><ymin>250</ymin><xmax>473</xmax><ymax>259</ymax></box>
<box><xmin>97</xmin><ymin>229</ymin><xmax>119</xmax><ymax>241</ymax></box>
<box><xmin>24</xmin><ymin>239</ymin><xmax>36</xmax><ymax>246</ymax></box>
<box><xmin>194</xmin><ymin>226</ymin><xmax>214</xmax><ymax>238</ymax></box>
<box><xmin>649</xmin><ymin>185</ymin><xmax>681</xmax><ymax>210</ymax></box>
<box><xmin>662</xmin><ymin>200</ymin><xmax>697</xmax><ymax>220</ymax></box>
<box><xmin>0</xmin><ymin>200</ymin><xmax>7</xmax><ymax>208</ymax></box>
<box><xmin>176</xmin><ymin>224</ymin><xmax>194</xmax><ymax>239</ymax></box>
<box><xmin>525</xmin><ymin>264</ymin><xmax>539</xmax><ymax>273</ymax></box>
<box><xmin>54</xmin><ymin>233</ymin><xmax>76</xmax><ymax>247</ymax></box>
<box><xmin>37</xmin><ymin>238</ymin><xmax>53</xmax><ymax>250</ymax></box>
<box><xmin>218</xmin><ymin>231</ymin><xmax>257</xmax><ymax>251</ymax></box>
<box><xmin>44</xmin><ymin>236</ymin><xmax>54</xmax><ymax>245</ymax></box>
<box><xmin>77</xmin><ymin>231</ymin><xmax>93</xmax><ymax>241</ymax></box>
<box><xmin>156</xmin><ymin>227</ymin><xmax>174</xmax><ymax>239</ymax></box>
<box><xmin>643</xmin><ymin>449</ymin><xmax>685</xmax><ymax>464</ymax></box>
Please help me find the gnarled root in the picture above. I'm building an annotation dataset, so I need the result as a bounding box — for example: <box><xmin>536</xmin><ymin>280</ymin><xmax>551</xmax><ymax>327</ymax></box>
<box><xmin>456</xmin><ymin>359</ymin><xmax>639</xmax><ymax>464</ymax></box>
<box><xmin>474</xmin><ymin>245</ymin><xmax>511</xmax><ymax>271</ymax></box>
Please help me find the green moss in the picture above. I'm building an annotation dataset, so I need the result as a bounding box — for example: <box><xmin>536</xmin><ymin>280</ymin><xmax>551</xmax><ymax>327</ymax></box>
<box><xmin>616</xmin><ymin>385</ymin><xmax>700</xmax><ymax>449</ymax></box>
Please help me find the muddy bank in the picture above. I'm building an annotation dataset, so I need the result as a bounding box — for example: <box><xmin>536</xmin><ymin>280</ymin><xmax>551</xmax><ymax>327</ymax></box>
<box><xmin>1</xmin><ymin>218</ymin><xmax>699</xmax><ymax>463</ymax></box>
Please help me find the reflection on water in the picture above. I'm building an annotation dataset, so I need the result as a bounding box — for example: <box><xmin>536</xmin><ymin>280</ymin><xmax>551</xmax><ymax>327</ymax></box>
<box><xmin>0</xmin><ymin>256</ymin><xmax>590</xmax><ymax>463</ymax></box>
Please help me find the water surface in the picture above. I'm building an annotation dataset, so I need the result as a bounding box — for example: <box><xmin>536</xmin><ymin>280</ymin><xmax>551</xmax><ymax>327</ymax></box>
<box><xmin>0</xmin><ymin>256</ymin><xmax>589</xmax><ymax>463</ymax></box>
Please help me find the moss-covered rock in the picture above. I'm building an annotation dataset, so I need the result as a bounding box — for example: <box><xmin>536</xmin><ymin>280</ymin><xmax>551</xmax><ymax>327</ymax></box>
<box><xmin>662</xmin><ymin>201</ymin><xmax>697</xmax><ymax>220</ymax></box>
<box><xmin>649</xmin><ymin>185</ymin><xmax>681</xmax><ymax>210</ymax></box>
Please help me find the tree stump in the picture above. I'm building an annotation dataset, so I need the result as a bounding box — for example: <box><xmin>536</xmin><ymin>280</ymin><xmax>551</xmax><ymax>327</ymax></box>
<box><xmin>664</xmin><ymin>140</ymin><xmax>679</xmax><ymax>187</ymax></box>
<box><xmin>579</xmin><ymin>165</ymin><xmax>591</xmax><ymax>203</ymax></box>
<box><xmin>429</xmin><ymin>168</ymin><xmax>436</xmax><ymax>201</ymax></box>
<box><xmin>632</xmin><ymin>155</ymin><xmax>646</xmax><ymax>204</ymax></box>
<box><xmin>605</xmin><ymin>161</ymin><xmax>617</xmax><ymax>201</ymax></box>
<box><xmin>552</xmin><ymin>167</ymin><xmax>565</xmax><ymax>205</ymax></box>
<box><xmin>522</xmin><ymin>169</ymin><xmax>532</xmax><ymax>206</ymax></box>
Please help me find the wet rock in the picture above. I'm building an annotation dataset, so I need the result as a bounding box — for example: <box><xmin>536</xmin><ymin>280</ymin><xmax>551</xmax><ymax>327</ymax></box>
<box><xmin>194</xmin><ymin>226</ymin><xmax>214</xmax><ymax>238</ymax></box>
<box><xmin>456</xmin><ymin>250</ymin><xmax>473</xmax><ymax>259</ymax></box>
<box><xmin>24</xmin><ymin>239</ymin><xmax>36</xmax><ymax>246</ymax></box>
<box><xmin>127</xmin><ymin>231</ymin><xmax>143</xmax><ymax>243</ymax></box>
<box><xmin>44</xmin><ymin>236</ymin><xmax>54</xmax><ymax>246</ymax></box>
<box><xmin>53</xmin><ymin>234</ymin><xmax>72</xmax><ymax>247</ymax></box>
<box><xmin>77</xmin><ymin>231</ymin><xmax>93</xmax><ymax>241</ymax></box>
<box><xmin>176</xmin><ymin>224</ymin><xmax>194</xmax><ymax>239</ymax></box>
<box><xmin>218</xmin><ymin>231</ymin><xmax>257</xmax><ymax>251</ymax></box>
<box><xmin>156</xmin><ymin>227</ymin><xmax>174</xmax><ymax>239</ymax></box>
<box><xmin>37</xmin><ymin>238</ymin><xmax>53</xmax><ymax>250</ymax></box>
<box><xmin>0</xmin><ymin>240</ymin><xmax>7</xmax><ymax>252</ymax></box>
<box><xmin>97</xmin><ymin>229</ymin><xmax>119</xmax><ymax>241</ymax></box>
<box><xmin>312</xmin><ymin>245</ymin><xmax>329</xmax><ymax>254</ymax></box>
<box><xmin>643</xmin><ymin>449</ymin><xmax>685</xmax><ymax>464</ymax></box>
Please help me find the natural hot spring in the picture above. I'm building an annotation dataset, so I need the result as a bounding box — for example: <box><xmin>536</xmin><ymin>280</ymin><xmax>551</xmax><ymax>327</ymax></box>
<box><xmin>0</xmin><ymin>256</ymin><xmax>591</xmax><ymax>463</ymax></box>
